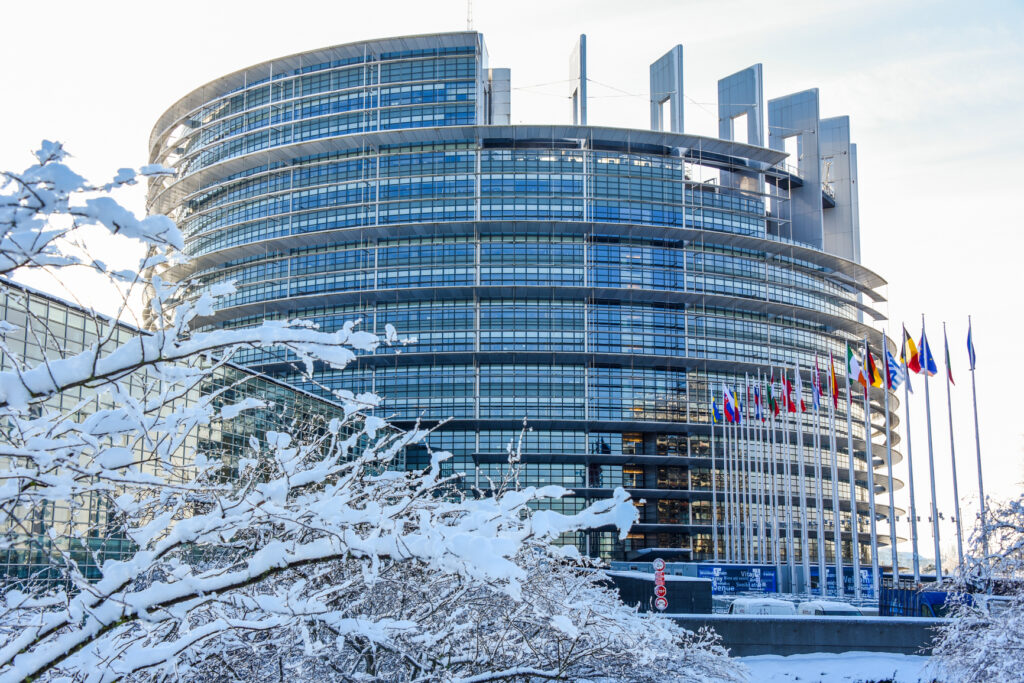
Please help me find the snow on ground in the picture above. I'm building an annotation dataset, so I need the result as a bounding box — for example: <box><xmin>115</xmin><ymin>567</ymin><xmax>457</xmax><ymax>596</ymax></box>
<box><xmin>739</xmin><ymin>651</ymin><xmax>938</xmax><ymax>682</ymax></box>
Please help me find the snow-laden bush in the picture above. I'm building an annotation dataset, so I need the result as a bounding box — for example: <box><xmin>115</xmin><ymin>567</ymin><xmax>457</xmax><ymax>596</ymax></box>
<box><xmin>0</xmin><ymin>144</ymin><xmax>743</xmax><ymax>682</ymax></box>
<box><xmin>932</xmin><ymin>493</ymin><xmax>1024</xmax><ymax>683</ymax></box>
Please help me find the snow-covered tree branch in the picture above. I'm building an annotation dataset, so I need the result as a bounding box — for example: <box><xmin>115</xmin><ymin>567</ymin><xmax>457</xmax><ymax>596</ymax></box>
<box><xmin>0</xmin><ymin>144</ymin><xmax>742</xmax><ymax>681</ymax></box>
<box><xmin>932</xmin><ymin>493</ymin><xmax>1024</xmax><ymax>683</ymax></box>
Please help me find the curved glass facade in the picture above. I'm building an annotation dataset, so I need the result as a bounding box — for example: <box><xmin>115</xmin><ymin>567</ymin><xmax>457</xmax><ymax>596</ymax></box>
<box><xmin>151</xmin><ymin>32</ymin><xmax>897</xmax><ymax>567</ymax></box>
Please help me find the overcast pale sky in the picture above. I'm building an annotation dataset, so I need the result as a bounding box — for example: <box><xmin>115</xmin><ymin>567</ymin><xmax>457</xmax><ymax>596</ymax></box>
<box><xmin>2</xmin><ymin>0</ymin><xmax>1021</xmax><ymax>566</ymax></box>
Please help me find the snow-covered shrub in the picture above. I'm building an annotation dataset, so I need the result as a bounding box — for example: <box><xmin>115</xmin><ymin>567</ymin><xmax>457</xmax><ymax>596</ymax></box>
<box><xmin>932</xmin><ymin>493</ymin><xmax>1024</xmax><ymax>682</ymax></box>
<box><xmin>158</xmin><ymin>545</ymin><xmax>741</xmax><ymax>683</ymax></box>
<box><xmin>0</xmin><ymin>144</ymin><xmax>743</xmax><ymax>681</ymax></box>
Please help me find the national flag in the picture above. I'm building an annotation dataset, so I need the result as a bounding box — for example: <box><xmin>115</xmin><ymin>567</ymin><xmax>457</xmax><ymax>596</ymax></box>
<box><xmin>754</xmin><ymin>385</ymin><xmax>764</xmax><ymax>421</ymax></box>
<box><xmin>847</xmin><ymin>343</ymin><xmax>867</xmax><ymax>389</ymax></box>
<box><xmin>782</xmin><ymin>374</ymin><xmax>796</xmax><ymax>412</ymax></box>
<box><xmin>812</xmin><ymin>357</ymin><xmax>822</xmax><ymax>411</ymax></box>
<box><xmin>886</xmin><ymin>349</ymin><xmax>905</xmax><ymax>391</ymax></box>
<box><xmin>722</xmin><ymin>383</ymin><xmax>736</xmax><ymax>423</ymax></box>
<box><xmin>902</xmin><ymin>325</ymin><xmax>921</xmax><ymax>374</ymax></box>
<box><xmin>943</xmin><ymin>326</ymin><xmax>955</xmax><ymax>385</ymax></box>
<box><xmin>767</xmin><ymin>372</ymin><xmax>780</xmax><ymax>417</ymax></box>
<box><xmin>711</xmin><ymin>387</ymin><xmax>723</xmax><ymax>424</ymax></box>
<box><xmin>865</xmin><ymin>343</ymin><xmax>884</xmax><ymax>388</ymax></box>
<box><xmin>898</xmin><ymin>332</ymin><xmax>915</xmax><ymax>393</ymax></box>
<box><xmin>793</xmin><ymin>366</ymin><xmax>806</xmax><ymax>412</ymax></box>
<box><xmin>919</xmin><ymin>328</ymin><xmax>938</xmax><ymax>376</ymax></box>
<box><xmin>732</xmin><ymin>388</ymin><xmax>744</xmax><ymax>424</ymax></box>
<box><xmin>829</xmin><ymin>352</ymin><xmax>839</xmax><ymax>408</ymax></box>
<box><xmin>967</xmin><ymin>320</ymin><xmax>977</xmax><ymax>371</ymax></box>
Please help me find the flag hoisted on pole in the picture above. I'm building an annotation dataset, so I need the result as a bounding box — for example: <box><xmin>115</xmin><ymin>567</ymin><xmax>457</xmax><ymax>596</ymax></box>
<box><xmin>732</xmin><ymin>390</ymin><xmax>743</xmax><ymax>562</ymax></box>
<box><xmin>900</xmin><ymin>332</ymin><xmax>922</xmax><ymax>582</ymax></box>
<box><xmin>733</xmin><ymin>389</ymin><xmax>741</xmax><ymax>561</ymax></box>
<box><xmin>793</xmin><ymin>365</ymin><xmax>812</xmax><ymax>594</ymax></box>
<box><xmin>768</xmin><ymin>371</ymin><xmax>783</xmax><ymax>574</ymax></box>
<box><xmin>967</xmin><ymin>317</ymin><xmax>990</xmax><ymax>566</ymax></box>
<box><xmin>859</xmin><ymin>339</ymin><xmax>881</xmax><ymax>599</ymax></box>
<box><xmin>710</xmin><ymin>387</ymin><xmax>721</xmax><ymax>563</ymax></box>
<box><xmin>943</xmin><ymin>322</ymin><xmax>965</xmax><ymax>569</ymax></box>
<box><xmin>828</xmin><ymin>352</ymin><xmax>844</xmax><ymax>597</ymax></box>
<box><xmin>755</xmin><ymin>375</ymin><xmax>767</xmax><ymax>564</ymax></box>
<box><xmin>724</xmin><ymin>383</ymin><xmax>742</xmax><ymax>563</ymax></box>
<box><xmin>812</xmin><ymin>358</ymin><xmax>828</xmax><ymax>596</ymax></box>
<box><xmin>903</xmin><ymin>325</ymin><xmax>921</xmax><ymax>375</ymax></box>
<box><xmin>722</xmin><ymin>385</ymin><xmax>732</xmax><ymax>563</ymax></box>
<box><xmin>780</xmin><ymin>366</ymin><xmax>797</xmax><ymax>590</ymax></box>
<box><xmin>743</xmin><ymin>378</ymin><xmax>754</xmax><ymax>563</ymax></box>
<box><xmin>844</xmin><ymin>344</ymin><xmax>863</xmax><ymax>600</ymax></box>
<box><xmin>879</xmin><ymin>332</ymin><xmax>900</xmax><ymax>587</ymax></box>
<box><xmin>920</xmin><ymin>318</ymin><xmax>943</xmax><ymax>582</ymax></box>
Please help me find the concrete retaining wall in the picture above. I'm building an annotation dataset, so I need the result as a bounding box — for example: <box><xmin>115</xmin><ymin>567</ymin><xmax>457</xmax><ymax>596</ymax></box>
<box><xmin>671</xmin><ymin>614</ymin><xmax>946</xmax><ymax>656</ymax></box>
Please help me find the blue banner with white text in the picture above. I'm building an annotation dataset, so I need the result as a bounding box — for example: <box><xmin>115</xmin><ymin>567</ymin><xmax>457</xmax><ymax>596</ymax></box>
<box><xmin>697</xmin><ymin>565</ymin><xmax>778</xmax><ymax>594</ymax></box>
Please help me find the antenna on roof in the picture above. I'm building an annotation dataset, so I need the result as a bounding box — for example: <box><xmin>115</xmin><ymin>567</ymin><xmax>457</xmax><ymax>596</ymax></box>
<box><xmin>467</xmin><ymin>0</ymin><xmax>474</xmax><ymax>30</ymax></box>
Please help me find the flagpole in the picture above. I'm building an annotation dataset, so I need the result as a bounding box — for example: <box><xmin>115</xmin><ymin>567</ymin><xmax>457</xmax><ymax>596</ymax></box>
<box><xmin>768</xmin><ymin>372</ymin><xmax>782</xmax><ymax>573</ymax></box>
<box><xmin>769</xmin><ymin>396</ymin><xmax>781</xmax><ymax>572</ymax></box>
<box><xmin>845</xmin><ymin>346</ymin><xmax>863</xmax><ymax>600</ymax></box>
<box><xmin>968</xmin><ymin>316</ymin><xmax>990</xmax><ymax>568</ymax></box>
<box><xmin>881</xmin><ymin>331</ymin><xmax>900</xmax><ymax>587</ymax></box>
<box><xmin>794</xmin><ymin>365</ymin><xmax>812</xmax><ymax>595</ymax></box>
<box><xmin>828</xmin><ymin>359</ymin><xmax>843</xmax><ymax>598</ymax></box>
<box><xmin>733</xmin><ymin>413</ymin><xmax>741</xmax><ymax>565</ymax></box>
<box><xmin>728</xmin><ymin>416</ymin><xmax>737</xmax><ymax>562</ymax></box>
<box><xmin>943</xmin><ymin>322</ymin><xmax>965</xmax><ymax>569</ymax></box>
<box><xmin>922</xmin><ymin>316</ymin><xmax>942</xmax><ymax>582</ymax></box>
<box><xmin>738</xmin><ymin>387</ymin><xmax>746</xmax><ymax>564</ymax></box>
<box><xmin>770</xmin><ymin>389</ymin><xmax>782</xmax><ymax>573</ymax></box>
<box><xmin>781</xmin><ymin>366</ymin><xmax>797</xmax><ymax>591</ymax></box>
<box><xmin>752</xmin><ymin>374</ymin><xmax>761</xmax><ymax>564</ymax></box>
<box><xmin>744</xmin><ymin>376</ymin><xmax>754</xmax><ymax>563</ymax></box>
<box><xmin>711</xmin><ymin>397</ymin><xmax>720</xmax><ymax>563</ymax></box>
<box><xmin>861</xmin><ymin>338</ymin><xmax>881</xmax><ymax>599</ymax></box>
<box><xmin>753</xmin><ymin>376</ymin><xmax>761</xmax><ymax>565</ymax></box>
<box><xmin>735</xmin><ymin>414</ymin><xmax>744</xmax><ymax>562</ymax></box>
<box><xmin>900</xmin><ymin>340</ymin><xmax>922</xmax><ymax>583</ymax></box>
<box><xmin>756</xmin><ymin>372</ymin><xmax>767</xmax><ymax>565</ymax></box>
<box><xmin>812</xmin><ymin>368</ymin><xmax>827</xmax><ymax>596</ymax></box>
<box><xmin>723</xmin><ymin>412</ymin><xmax>732</xmax><ymax>563</ymax></box>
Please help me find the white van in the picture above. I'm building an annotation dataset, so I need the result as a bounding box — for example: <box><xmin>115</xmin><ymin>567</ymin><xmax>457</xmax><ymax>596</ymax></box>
<box><xmin>727</xmin><ymin>597</ymin><xmax>796</xmax><ymax>615</ymax></box>
<box><xmin>797</xmin><ymin>600</ymin><xmax>864</xmax><ymax>616</ymax></box>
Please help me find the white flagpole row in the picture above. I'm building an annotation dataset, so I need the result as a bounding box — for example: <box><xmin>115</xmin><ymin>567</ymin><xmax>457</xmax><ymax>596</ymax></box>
<box><xmin>781</xmin><ymin>365</ymin><xmax>796</xmax><ymax>590</ymax></box>
<box><xmin>844</xmin><ymin>347</ymin><xmax>863</xmax><ymax>600</ymax></box>
<box><xmin>769</xmin><ymin>397</ymin><xmax>781</xmax><ymax>573</ymax></box>
<box><xmin>861</xmin><ymin>338</ymin><xmax>881</xmax><ymax>599</ymax></box>
<box><xmin>744</xmin><ymin>376</ymin><xmax>754</xmax><ymax>563</ymax></box>
<box><xmin>757</xmin><ymin>372</ymin><xmax>767</xmax><ymax>565</ymax></box>
<box><xmin>827</xmin><ymin>363</ymin><xmax>843</xmax><ymax>597</ymax></box>
<box><xmin>812</xmin><ymin>369</ymin><xmax>827</xmax><ymax>596</ymax></box>
<box><xmin>733</xmin><ymin>417</ymin><xmax>741</xmax><ymax>561</ymax></box>
<box><xmin>881</xmin><ymin>332</ymin><xmax>900</xmax><ymax>587</ymax></box>
<box><xmin>794</xmin><ymin>365</ymin><xmax>812</xmax><ymax>594</ymax></box>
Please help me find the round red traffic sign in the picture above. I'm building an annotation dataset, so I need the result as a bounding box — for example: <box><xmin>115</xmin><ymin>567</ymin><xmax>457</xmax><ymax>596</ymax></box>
<box><xmin>654</xmin><ymin>585</ymin><xmax>667</xmax><ymax>597</ymax></box>
<box><xmin>655</xmin><ymin>596</ymin><xmax>669</xmax><ymax>610</ymax></box>
<box><xmin>652</xmin><ymin>558</ymin><xmax>666</xmax><ymax>571</ymax></box>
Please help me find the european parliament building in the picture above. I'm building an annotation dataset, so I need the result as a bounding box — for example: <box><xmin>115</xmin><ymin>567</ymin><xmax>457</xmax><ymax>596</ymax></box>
<box><xmin>147</xmin><ymin>32</ymin><xmax>896</xmax><ymax>572</ymax></box>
